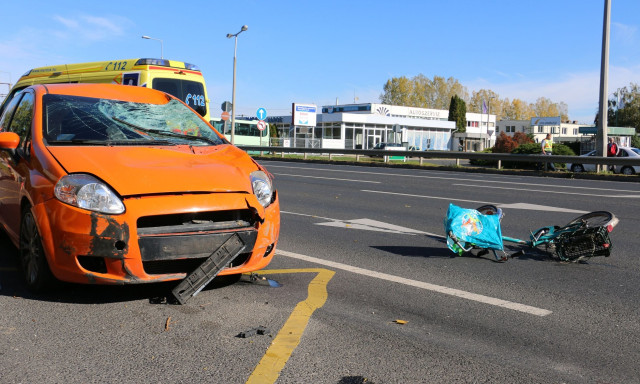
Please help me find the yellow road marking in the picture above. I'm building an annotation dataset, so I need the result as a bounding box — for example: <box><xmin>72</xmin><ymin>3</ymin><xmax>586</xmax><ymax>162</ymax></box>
<box><xmin>246</xmin><ymin>268</ymin><xmax>335</xmax><ymax>384</ymax></box>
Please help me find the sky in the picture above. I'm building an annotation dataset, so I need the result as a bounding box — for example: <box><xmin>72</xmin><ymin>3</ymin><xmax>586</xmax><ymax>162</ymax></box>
<box><xmin>1</xmin><ymin>0</ymin><xmax>639</xmax><ymax>124</ymax></box>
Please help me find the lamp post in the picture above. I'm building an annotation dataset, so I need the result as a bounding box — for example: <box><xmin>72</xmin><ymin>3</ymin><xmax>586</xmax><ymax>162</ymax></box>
<box><xmin>226</xmin><ymin>25</ymin><xmax>248</xmax><ymax>145</ymax></box>
<box><xmin>141</xmin><ymin>35</ymin><xmax>163</xmax><ymax>59</ymax></box>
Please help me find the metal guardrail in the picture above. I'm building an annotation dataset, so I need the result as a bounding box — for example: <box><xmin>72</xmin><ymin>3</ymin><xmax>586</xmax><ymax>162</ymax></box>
<box><xmin>238</xmin><ymin>145</ymin><xmax>640</xmax><ymax>169</ymax></box>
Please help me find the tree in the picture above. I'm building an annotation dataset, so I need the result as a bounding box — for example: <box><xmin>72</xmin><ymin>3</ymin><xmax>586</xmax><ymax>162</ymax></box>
<box><xmin>469</xmin><ymin>89</ymin><xmax>501</xmax><ymax>117</ymax></box>
<box><xmin>512</xmin><ymin>131</ymin><xmax>533</xmax><ymax>146</ymax></box>
<box><xmin>532</xmin><ymin>97</ymin><xmax>568</xmax><ymax>121</ymax></box>
<box><xmin>448</xmin><ymin>95</ymin><xmax>467</xmax><ymax>133</ymax></box>
<box><xmin>380</xmin><ymin>74</ymin><xmax>468</xmax><ymax>109</ymax></box>
<box><xmin>501</xmin><ymin>98</ymin><xmax>534</xmax><ymax>120</ymax></box>
<box><xmin>608</xmin><ymin>83</ymin><xmax>640</xmax><ymax>131</ymax></box>
<box><xmin>494</xmin><ymin>132</ymin><xmax>517</xmax><ymax>153</ymax></box>
<box><xmin>380</xmin><ymin>76</ymin><xmax>413</xmax><ymax>106</ymax></box>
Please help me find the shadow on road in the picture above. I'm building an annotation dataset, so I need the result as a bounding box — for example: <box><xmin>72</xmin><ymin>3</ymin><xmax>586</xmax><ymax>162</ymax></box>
<box><xmin>0</xmin><ymin>229</ymin><xmax>240</xmax><ymax>305</ymax></box>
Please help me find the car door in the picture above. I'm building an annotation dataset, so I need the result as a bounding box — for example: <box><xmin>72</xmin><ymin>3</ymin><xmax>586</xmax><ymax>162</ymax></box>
<box><xmin>0</xmin><ymin>90</ymin><xmax>34</xmax><ymax>239</ymax></box>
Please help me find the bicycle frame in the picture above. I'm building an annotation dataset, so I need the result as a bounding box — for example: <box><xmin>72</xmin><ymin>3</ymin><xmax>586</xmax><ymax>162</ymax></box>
<box><xmin>445</xmin><ymin>204</ymin><xmax>618</xmax><ymax>262</ymax></box>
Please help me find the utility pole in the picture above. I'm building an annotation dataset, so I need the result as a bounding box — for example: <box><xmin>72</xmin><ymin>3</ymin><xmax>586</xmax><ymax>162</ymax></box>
<box><xmin>596</xmin><ymin>0</ymin><xmax>611</xmax><ymax>172</ymax></box>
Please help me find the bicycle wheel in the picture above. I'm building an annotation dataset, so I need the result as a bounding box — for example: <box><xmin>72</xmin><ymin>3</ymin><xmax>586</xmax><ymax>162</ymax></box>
<box><xmin>564</xmin><ymin>211</ymin><xmax>616</xmax><ymax>229</ymax></box>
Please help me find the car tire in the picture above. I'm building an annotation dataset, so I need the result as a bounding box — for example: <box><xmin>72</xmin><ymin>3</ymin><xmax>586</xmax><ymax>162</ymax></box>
<box><xmin>19</xmin><ymin>207</ymin><xmax>55</xmax><ymax>292</ymax></box>
<box><xmin>620</xmin><ymin>166</ymin><xmax>635</xmax><ymax>175</ymax></box>
<box><xmin>571</xmin><ymin>164</ymin><xmax>585</xmax><ymax>173</ymax></box>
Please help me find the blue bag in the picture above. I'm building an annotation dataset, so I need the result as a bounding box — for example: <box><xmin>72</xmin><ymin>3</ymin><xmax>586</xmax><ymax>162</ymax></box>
<box><xmin>444</xmin><ymin>203</ymin><xmax>503</xmax><ymax>255</ymax></box>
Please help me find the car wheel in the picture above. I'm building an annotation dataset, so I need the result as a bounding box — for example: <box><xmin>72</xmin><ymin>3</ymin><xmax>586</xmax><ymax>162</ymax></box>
<box><xmin>621</xmin><ymin>166</ymin><xmax>635</xmax><ymax>175</ymax></box>
<box><xmin>19</xmin><ymin>207</ymin><xmax>54</xmax><ymax>292</ymax></box>
<box><xmin>571</xmin><ymin>164</ymin><xmax>585</xmax><ymax>173</ymax></box>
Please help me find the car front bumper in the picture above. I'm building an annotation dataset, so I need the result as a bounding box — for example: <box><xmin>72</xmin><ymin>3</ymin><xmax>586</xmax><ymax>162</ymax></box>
<box><xmin>35</xmin><ymin>191</ymin><xmax>280</xmax><ymax>284</ymax></box>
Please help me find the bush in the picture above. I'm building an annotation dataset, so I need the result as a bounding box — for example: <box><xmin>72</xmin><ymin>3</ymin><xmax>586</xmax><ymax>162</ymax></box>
<box><xmin>469</xmin><ymin>148</ymin><xmax>497</xmax><ymax>166</ymax></box>
<box><xmin>508</xmin><ymin>142</ymin><xmax>575</xmax><ymax>169</ymax></box>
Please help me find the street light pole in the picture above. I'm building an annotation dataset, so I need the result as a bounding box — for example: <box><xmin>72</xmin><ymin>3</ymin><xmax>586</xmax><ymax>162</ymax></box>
<box><xmin>141</xmin><ymin>35</ymin><xmax>164</xmax><ymax>59</ymax></box>
<box><xmin>596</xmin><ymin>0</ymin><xmax>611</xmax><ymax>172</ymax></box>
<box><xmin>227</xmin><ymin>25</ymin><xmax>248</xmax><ymax>145</ymax></box>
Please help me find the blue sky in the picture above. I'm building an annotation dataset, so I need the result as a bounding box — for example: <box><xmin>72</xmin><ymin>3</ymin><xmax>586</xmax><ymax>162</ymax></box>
<box><xmin>1</xmin><ymin>0</ymin><xmax>639</xmax><ymax>123</ymax></box>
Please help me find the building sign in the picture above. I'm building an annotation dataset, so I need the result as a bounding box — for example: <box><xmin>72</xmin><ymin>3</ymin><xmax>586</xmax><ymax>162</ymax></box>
<box><xmin>370</xmin><ymin>104</ymin><xmax>447</xmax><ymax>120</ymax></box>
<box><xmin>530</xmin><ymin>116</ymin><xmax>561</xmax><ymax>126</ymax></box>
<box><xmin>292</xmin><ymin>103</ymin><xmax>317</xmax><ymax>126</ymax></box>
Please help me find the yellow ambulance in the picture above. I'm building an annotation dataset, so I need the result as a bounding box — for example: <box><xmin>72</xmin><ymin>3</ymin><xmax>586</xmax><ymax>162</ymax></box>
<box><xmin>11</xmin><ymin>58</ymin><xmax>211</xmax><ymax>121</ymax></box>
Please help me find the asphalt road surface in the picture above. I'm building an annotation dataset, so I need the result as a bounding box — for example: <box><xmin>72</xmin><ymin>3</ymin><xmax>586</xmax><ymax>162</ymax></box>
<box><xmin>2</xmin><ymin>161</ymin><xmax>639</xmax><ymax>383</ymax></box>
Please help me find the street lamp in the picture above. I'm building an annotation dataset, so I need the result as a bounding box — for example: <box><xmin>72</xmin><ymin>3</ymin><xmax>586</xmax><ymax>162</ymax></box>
<box><xmin>141</xmin><ymin>35</ymin><xmax>163</xmax><ymax>59</ymax></box>
<box><xmin>227</xmin><ymin>25</ymin><xmax>248</xmax><ymax>145</ymax></box>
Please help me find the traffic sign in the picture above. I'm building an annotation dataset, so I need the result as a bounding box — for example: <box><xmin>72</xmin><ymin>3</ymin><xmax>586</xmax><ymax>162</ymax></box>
<box><xmin>221</xmin><ymin>111</ymin><xmax>230</xmax><ymax>121</ymax></box>
<box><xmin>221</xmin><ymin>101</ymin><xmax>232</xmax><ymax>112</ymax></box>
<box><xmin>256</xmin><ymin>107</ymin><xmax>267</xmax><ymax>120</ymax></box>
<box><xmin>257</xmin><ymin>120</ymin><xmax>267</xmax><ymax>131</ymax></box>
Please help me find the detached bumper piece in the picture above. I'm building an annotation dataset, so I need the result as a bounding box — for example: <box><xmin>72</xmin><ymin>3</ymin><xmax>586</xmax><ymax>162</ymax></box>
<box><xmin>171</xmin><ymin>233</ymin><xmax>246</xmax><ymax>304</ymax></box>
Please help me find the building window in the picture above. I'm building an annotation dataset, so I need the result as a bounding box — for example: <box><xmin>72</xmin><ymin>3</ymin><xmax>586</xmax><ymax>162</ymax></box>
<box><xmin>562</xmin><ymin>127</ymin><xmax>567</xmax><ymax>134</ymax></box>
<box><xmin>323</xmin><ymin>123</ymin><xmax>341</xmax><ymax>139</ymax></box>
<box><xmin>537</xmin><ymin>126</ymin><xmax>544</xmax><ymax>133</ymax></box>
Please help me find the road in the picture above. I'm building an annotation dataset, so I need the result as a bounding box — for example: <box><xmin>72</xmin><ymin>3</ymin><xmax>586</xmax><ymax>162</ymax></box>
<box><xmin>2</xmin><ymin>161</ymin><xmax>640</xmax><ymax>383</ymax></box>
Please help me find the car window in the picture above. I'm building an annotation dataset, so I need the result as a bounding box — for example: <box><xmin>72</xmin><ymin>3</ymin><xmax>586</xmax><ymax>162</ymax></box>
<box><xmin>43</xmin><ymin>94</ymin><xmax>225</xmax><ymax>146</ymax></box>
<box><xmin>618</xmin><ymin>149</ymin><xmax>629</xmax><ymax>157</ymax></box>
<box><xmin>8</xmin><ymin>92</ymin><xmax>34</xmax><ymax>146</ymax></box>
<box><xmin>0</xmin><ymin>90</ymin><xmax>25</xmax><ymax>132</ymax></box>
<box><xmin>630</xmin><ymin>148</ymin><xmax>640</xmax><ymax>155</ymax></box>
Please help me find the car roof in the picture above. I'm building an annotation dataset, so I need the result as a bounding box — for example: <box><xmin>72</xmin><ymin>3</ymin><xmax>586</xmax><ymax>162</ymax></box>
<box><xmin>28</xmin><ymin>83</ymin><xmax>172</xmax><ymax>104</ymax></box>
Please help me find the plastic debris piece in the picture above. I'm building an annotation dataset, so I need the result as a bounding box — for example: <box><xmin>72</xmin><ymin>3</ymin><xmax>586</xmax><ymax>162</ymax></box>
<box><xmin>393</xmin><ymin>319</ymin><xmax>408</xmax><ymax>325</ymax></box>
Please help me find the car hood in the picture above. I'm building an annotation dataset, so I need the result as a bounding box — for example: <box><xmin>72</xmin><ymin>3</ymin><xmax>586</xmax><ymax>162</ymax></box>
<box><xmin>47</xmin><ymin>145</ymin><xmax>258</xmax><ymax>196</ymax></box>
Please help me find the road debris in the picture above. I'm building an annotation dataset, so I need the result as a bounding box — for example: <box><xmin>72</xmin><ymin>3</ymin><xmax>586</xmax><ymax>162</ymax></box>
<box><xmin>237</xmin><ymin>326</ymin><xmax>270</xmax><ymax>338</ymax></box>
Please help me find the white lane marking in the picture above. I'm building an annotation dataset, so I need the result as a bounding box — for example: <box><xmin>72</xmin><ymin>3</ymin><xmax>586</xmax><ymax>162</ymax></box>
<box><xmin>360</xmin><ymin>190</ymin><xmax>588</xmax><ymax>214</ymax></box>
<box><xmin>273</xmin><ymin>173</ymin><xmax>381</xmax><ymax>184</ymax></box>
<box><xmin>278</xmin><ymin>249</ymin><xmax>553</xmax><ymax>317</ymax></box>
<box><xmin>453</xmin><ymin>183</ymin><xmax>640</xmax><ymax>198</ymax></box>
<box><xmin>280</xmin><ymin>211</ymin><xmax>445</xmax><ymax>239</ymax></box>
<box><xmin>318</xmin><ymin>218</ymin><xmax>438</xmax><ymax>236</ymax></box>
<box><xmin>281</xmin><ymin>211</ymin><xmax>444</xmax><ymax>237</ymax></box>
<box><xmin>264</xmin><ymin>163</ymin><xmax>640</xmax><ymax>191</ymax></box>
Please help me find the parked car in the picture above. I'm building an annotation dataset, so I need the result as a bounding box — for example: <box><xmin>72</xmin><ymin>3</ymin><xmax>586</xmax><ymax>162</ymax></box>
<box><xmin>614</xmin><ymin>147</ymin><xmax>640</xmax><ymax>175</ymax></box>
<box><xmin>566</xmin><ymin>147</ymin><xmax>640</xmax><ymax>174</ymax></box>
<box><xmin>372</xmin><ymin>142</ymin><xmax>404</xmax><ymax>150</ymax></box>
<box><xmin>0</xmin><ymin>83</ymin><xmax>280</xmax><ymax>291</ymax></box>
<box><xmin>566</xmin><ymin>150</ymin><xmax>597</xmax><ymax>173</ymax></box>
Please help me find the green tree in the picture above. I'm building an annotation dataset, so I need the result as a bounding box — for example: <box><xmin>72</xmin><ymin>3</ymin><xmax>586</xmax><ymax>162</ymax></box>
<box><xmin>608</xmin><ymin>83</ymin><xmax>640</xmax><ymax>131</ymax></box>
<box><xmin>269</xmin><ymin>123</ymin><xmax>279</xmax><ymax>138</ymax></box>
<box><xmin>448</xmin><ymin>95</ymin><xmax>467</xmax><ymax>133</ymax></box>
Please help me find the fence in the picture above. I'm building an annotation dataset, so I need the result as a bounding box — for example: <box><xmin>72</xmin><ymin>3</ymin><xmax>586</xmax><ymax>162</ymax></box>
<box><xmin>237</xmin><ymin>145</ymin><xmax>640</xmax><ymax>171</ymax></box>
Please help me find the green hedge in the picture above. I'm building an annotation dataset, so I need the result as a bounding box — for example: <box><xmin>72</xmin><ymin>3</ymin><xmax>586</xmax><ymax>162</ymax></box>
<box><xmin>470</xmin><ymin>143</ymin><xmax>576</xmax><ymax>169</ymax></box>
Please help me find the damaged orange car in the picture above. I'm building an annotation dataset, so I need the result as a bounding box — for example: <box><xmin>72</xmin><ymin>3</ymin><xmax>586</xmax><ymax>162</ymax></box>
<box><xmin>0</xmin><ymin>83</ymin><xmax>279</xmax><ymax>292</ymax></box>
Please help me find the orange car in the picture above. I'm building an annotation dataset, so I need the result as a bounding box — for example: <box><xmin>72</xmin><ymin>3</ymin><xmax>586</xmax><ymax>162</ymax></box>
<box><xmin>0</xmin><ymin>83</ymin><xmax>279</xmax><ymax>292</ymax></box>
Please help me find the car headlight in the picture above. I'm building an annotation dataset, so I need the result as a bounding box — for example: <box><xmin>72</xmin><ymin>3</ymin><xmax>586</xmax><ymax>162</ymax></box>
<box><xmin>250</xmin><ymin>170</ymin><xmax>273</xmax><ymax>208</ymax></box>
<box><xmin>54</xmin><ymin>174</ymin><xmax>125</xmax><ymax>214</ymax></box>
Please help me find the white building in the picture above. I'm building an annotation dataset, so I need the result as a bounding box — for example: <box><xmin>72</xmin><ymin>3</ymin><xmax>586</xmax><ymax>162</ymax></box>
<box><xmin>268</xmin><ymin>103</ymin><xmax>496</xmax><ymax>151</ymax></box>
<box><xmin>496</xmin><ymin>117</ymin><xmax>591</xmax><ymax>143</ymax></box>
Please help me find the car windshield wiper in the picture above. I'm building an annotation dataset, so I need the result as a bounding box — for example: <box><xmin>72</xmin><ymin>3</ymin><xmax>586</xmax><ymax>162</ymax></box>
<box><xmin>48</xmin><ymin>138</ymin><xmax>175</xmax><ymax>146</ymax></box>
<box><xmin>112</xmin><ymin>116</ymin><xmax>218</xmax><ymax>146</ymax></box>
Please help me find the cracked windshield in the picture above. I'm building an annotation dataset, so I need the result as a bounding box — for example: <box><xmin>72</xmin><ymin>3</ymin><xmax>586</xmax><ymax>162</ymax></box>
<box><xmin>43</xmin><ymin>94</ymin><xmax>225</xmax><ymax>146</ymax></box>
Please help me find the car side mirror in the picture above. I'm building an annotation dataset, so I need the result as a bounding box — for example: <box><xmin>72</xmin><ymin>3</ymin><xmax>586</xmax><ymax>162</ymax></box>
<box><xmin>0</xmin><ymin>132</ymin><xmax>20</xmax><ymax>151</ymax></box>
